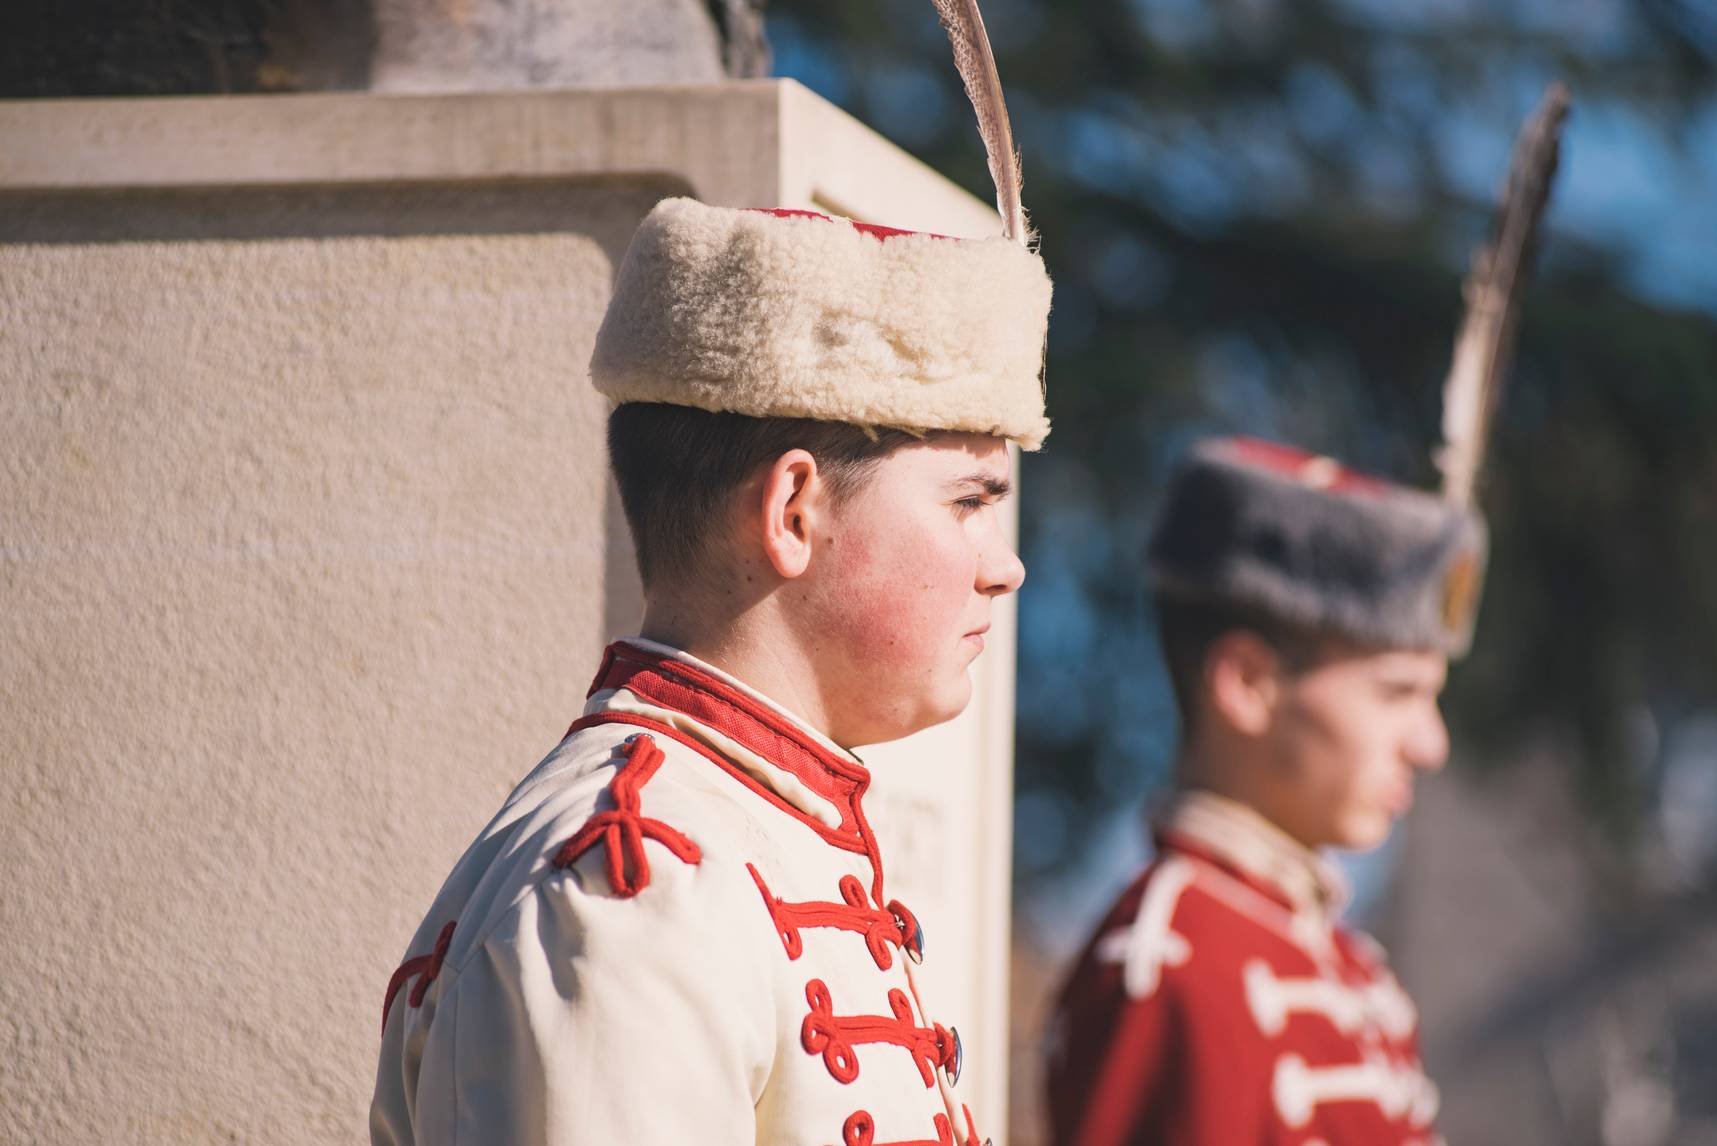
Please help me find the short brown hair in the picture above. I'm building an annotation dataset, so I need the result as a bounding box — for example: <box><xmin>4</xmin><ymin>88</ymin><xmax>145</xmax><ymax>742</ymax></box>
<box><xmin>607</xmin><ymin>403</ymin><xmax>920</xmax><ymax>590</ymax></box>
<box><xmin>1155</xmin><ymin>595</ymin><xmax>1332</xmax><ymax>735</ymax></box>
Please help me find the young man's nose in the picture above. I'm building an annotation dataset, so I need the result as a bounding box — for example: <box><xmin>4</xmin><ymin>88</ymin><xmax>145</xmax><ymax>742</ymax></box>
<box><xmin>1406</xmin><ymin>707</ymin><xmax>1451</xmax><ymax>771</ymax></box>
<box><xmin>979</xmin><ymin>538</ymin><xmax>1026</xmax><ymax>597</ymax></box>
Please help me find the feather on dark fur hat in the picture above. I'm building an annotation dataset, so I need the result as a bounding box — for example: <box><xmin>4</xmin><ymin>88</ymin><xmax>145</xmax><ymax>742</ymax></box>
<box><xmin>1146</xmin><ymin>437</ymin><xmax>1488</xmax><ymax>657</ymax></box>
<box><xmin>1145</xmin><ymin>86</ymin><xmax>1569</xmax><ymax>660</ymax></box>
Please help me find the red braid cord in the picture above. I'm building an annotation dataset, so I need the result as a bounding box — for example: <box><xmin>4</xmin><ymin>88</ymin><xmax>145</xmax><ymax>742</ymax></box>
<box><xmin>801</xmin><ymin>980</ymin><xmax>959</xmax><ymax>1089</ymax></box>
<box><xmin>839</xmin><ymin>1110</ymin><xmax>955</xmax><ymax>1146</ymax></box>
<box><xmin>749</xmin><ymin>864</ymin><xmax>918</xmax><ymax>972</ymax></box>
<box><xmin>380</xmin><ymin>919</ymin><xmax>457</xmax><ymax>1035</ymax></box>
<box><xmin>962</xmin><ymin>1104</ymin><xmax>986</xmax><ymax>1146</ymax></box>
<box><xmin>553</xmin><ymin>734</ymin><xmax>701</xmax><ymax>897</ymax></box>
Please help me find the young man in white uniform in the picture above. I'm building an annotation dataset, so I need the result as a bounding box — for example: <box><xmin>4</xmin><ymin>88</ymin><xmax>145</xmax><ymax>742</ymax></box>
<box><xmin>371</xmin><ymin>197</ymin><xmax>1051</xmax><ymax>1145</ymax></box>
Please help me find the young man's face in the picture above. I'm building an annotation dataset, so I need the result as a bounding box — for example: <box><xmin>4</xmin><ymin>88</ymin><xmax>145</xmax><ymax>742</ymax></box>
<box><xmin>1263</xmin><ymin>644</ymin><xmax>1451</xmax><ymax>851</ymax></box>
<box><xmin>803</xmin><ymin>433</ymin><xmax>1024</xmax><ymax>748</ymax></box>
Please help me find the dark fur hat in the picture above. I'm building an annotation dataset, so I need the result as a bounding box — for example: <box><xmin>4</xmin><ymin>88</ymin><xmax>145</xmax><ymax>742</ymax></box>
<box><xmin>1146</xmin><ymin>437</ymin><xmax>1487</xmax><ymax>657</ymax></box>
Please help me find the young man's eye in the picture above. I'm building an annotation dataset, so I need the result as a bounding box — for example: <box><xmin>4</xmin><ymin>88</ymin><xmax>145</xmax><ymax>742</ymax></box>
<box><xmin>953</xmin><ymin>495</ymin><xmax>987</xmax><ymax>515</ymax></box>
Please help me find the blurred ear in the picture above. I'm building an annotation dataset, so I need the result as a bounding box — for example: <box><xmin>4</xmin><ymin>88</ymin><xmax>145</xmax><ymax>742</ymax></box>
<box><xmin>755</xmin><ymin>449</ymin><xmax>823</xmax><ymax>580</ymax></box>
<box><xmin>1206</xmin><ymin>629</ymin><xmax>1282</xmax><ymax>737</ymax></box>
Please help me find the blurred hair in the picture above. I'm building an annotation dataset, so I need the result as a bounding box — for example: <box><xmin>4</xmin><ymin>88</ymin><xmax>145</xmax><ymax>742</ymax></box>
<box><xmin>1155</xmin><ymin>595</ymin><xmax>1333</xmax><ymax>736</ymax></box>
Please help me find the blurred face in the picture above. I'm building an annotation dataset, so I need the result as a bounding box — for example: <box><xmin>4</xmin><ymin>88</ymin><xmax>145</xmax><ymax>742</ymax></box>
<box><xmin>801</xmin><ymin>433</ymin><xmax>1025</xmax><ymax>747</ymax></box>
<box><xmin>1261</xmin><ymin>644</ymin><xmax>1451</xmax><ymax>851</ymax></box>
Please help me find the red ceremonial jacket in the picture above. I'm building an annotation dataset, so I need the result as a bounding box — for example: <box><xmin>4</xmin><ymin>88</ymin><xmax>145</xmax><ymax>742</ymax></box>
<box><xmin>1046</xmin><ymin>792</ymin><xmax>1440</xmax><ymax>1146</ymax></box>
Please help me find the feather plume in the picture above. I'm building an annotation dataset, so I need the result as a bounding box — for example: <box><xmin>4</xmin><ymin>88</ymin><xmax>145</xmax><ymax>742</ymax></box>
<box><xmin>931</xmin><ymin>0</ymin><xmax>1028</xmax><ymax>244</ymax></box>
<box><xmin>1437</xmin><ymin>82</ymin><xmax>1571</xmax><ymax>505</ymax></box>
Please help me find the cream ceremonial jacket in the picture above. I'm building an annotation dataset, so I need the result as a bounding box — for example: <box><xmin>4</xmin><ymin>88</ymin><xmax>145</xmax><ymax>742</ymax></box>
<box><xmin>372</xmin><ymin>639</ymin><xmax>984</xmax><ymax>1146</ymax></box>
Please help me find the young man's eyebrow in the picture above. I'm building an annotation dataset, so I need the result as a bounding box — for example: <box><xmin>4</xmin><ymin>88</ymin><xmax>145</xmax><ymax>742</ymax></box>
<box><xmin>950</xmin><ymin>474</ymin><xmax>1013</xmax><ymax>500</ymax></box>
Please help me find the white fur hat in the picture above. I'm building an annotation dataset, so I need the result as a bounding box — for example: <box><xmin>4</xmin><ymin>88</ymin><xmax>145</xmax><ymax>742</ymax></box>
<box><xmin>589</xmin><ymin>198</ymin><xmax>1053</xmax><ymax>449</ymax></box>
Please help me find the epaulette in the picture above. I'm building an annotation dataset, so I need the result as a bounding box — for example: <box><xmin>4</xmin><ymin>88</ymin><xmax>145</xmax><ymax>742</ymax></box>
<box><xmin>552</xmin><ymin>733</ymin><xmax>702</xmax><ymax>897</ymax></box>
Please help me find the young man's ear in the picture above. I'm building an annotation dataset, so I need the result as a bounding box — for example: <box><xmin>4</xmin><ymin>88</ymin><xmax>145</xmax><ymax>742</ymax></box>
<box><xmin>1205</xmin><ymin>630</ymin><xmax>1282</xmax><ymax>737</ymax></box>
<box><xmin>756</xmin><ymin>449</ymin><xmax>821</xmax><ymax>579</ymax></box>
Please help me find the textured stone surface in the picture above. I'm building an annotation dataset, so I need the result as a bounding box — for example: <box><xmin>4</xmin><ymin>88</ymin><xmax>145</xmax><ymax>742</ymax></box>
<box><xmin>372</xmin><ymin>0</ymin><xmax>726</xmax><ymax>91</ymax></box>
<box><xmin>0</xmin><ymin>182</ymin><xmax>663</xmax><ymax>1143</ymax></box>
<box><xmin>0</xmin><ymin>0</ymin><xmax>740</xmax><ymax>98</ymax></box>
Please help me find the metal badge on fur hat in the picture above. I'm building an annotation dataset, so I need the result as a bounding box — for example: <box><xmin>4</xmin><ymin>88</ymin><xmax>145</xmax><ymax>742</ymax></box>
<box><xmin>588</xmin><ymin>198</ymin><xmax>1052</xmax><ymax>449</ymax></box>
<box><xmin>1148</xmin><ymin>438</ymin><xmax>1489</xmax><ymax>656</ymax></box>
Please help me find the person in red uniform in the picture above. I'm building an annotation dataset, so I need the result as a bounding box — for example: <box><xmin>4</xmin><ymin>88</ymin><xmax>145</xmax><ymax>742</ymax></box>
<box><xmin>1046</xmin><ymin>82</ymin><xmax>1571</xmax><ymax>1145</ymax></box>
<box><xmin>1046</xmin><ymin>435</ymin><xmax>1486</xmax><ymax>1146</ymax></box>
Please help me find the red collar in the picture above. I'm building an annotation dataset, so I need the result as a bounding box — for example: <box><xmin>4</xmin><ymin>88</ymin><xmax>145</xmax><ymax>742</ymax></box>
<box><xmin>584</xmin><ymin>642</ymin><xmax>875</xmax><ymax>855</ymax></box>
<box><xmin>1149</xmin><ymin>790</ymin><xmax>1348</xmax><ymax>917</ymax></box>
<box><xmin>1155</xmin><ymin>829</ymin><xmax>1297</xmax><ymax>914</ymax></box>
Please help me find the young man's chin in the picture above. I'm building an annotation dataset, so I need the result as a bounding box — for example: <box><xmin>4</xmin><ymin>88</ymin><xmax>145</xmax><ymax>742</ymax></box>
<box><xmin>864</xmin><ymin>676</ymin><xmax>974</xmax><ymax>748</ymax></box>
<box><xmin>946</xmin><ymin>659</ymin><xmax>979</xmax><ymax>705</ymax></box>
<box><xmin>921</xmin><ymin>679</ymin><xmax>977</xmax><ymax>735</ymax></box>
<box><xmin>1331</xmin><ymin>810</ymin><xmax>1397</xmax><ymax>853</ymax></box>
